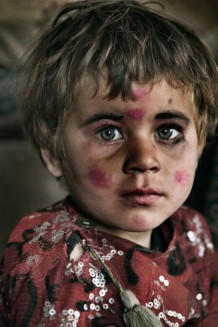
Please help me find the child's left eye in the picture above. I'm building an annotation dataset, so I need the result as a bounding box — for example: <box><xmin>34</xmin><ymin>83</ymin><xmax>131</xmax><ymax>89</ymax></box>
<box><xmin>96</xmin><ymin>126</ymin><xmax>123</xmax><ymax>142</ymax></box>
<box><xmin>155</xmin><ymin>125</ymin><xmax>183</xmax><ymax>141</ymax></box>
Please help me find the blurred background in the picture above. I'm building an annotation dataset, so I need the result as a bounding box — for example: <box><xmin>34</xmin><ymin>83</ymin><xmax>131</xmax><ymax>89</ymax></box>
<box><xmin>0</xmin><ymin>0</ymin><xmax>218</xmax><ymax>258</ymax></box>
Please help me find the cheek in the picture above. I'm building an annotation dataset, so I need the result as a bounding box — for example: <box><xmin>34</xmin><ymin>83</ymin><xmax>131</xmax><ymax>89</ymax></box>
<box><xmin>88</xmin><ymin>166</ymin><xmax>111</xmax><ymax>189</ymax></box>
<box><xmin>125</xmin><ymin>108</ymin><xmax>145</xmax><ymax>121</ymax></box>
<box><xmin>174</xmin><ymin>169</ymin><xmax>191</xmax><ymax>186</ymax></box>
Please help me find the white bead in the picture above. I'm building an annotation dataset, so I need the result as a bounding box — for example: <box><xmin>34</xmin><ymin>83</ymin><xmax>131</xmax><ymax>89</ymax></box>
<box><xmin>159</xmin><ymin>275</ymin><xmax>165</xmax><ymax>282</ymax></box>
<box><xmin>196</xmin><ymin>293</ymin><xmax>203</xmax><ymax>300</ymax></box>
<box><xmin>187</xmin><ymin>231</ymin><xmax>196</xmax><ymax>242</ymax></box>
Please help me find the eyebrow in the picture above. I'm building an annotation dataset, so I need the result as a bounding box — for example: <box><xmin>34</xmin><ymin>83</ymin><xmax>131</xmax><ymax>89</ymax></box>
<box><xmin>155</xmin><ymin>110</ymin><xmax>190</xmax><ymax>124</ymax></box>
<box><xmin>81</xmin><ymin>113</ymin><xmax>124</xmax><ymax>126</ymax></box>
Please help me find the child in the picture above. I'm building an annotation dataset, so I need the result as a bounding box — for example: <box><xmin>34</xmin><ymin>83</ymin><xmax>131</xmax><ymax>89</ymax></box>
<box><xmin>0</xmin><ymin>0</ymin><xmax>217</xmax><ymax>326</ymax></box>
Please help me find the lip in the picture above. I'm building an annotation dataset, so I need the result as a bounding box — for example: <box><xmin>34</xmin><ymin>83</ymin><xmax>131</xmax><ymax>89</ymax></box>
<box><xmin>118</xmin><ymin>188</ymin><xmax>164</xmax><ymax>206</ymax></box>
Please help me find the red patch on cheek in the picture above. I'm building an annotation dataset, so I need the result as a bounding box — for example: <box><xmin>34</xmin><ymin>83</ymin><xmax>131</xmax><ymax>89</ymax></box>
<box><xmin>125</xmin><ymin>108</ymin><xmax>145</xmax><ymax>121</ymax></box>
<box><xmin>174</xmin><ymin>170</ymin><xmax>189</xmax><ymax>185</ymax></box>
<box><xmin>88</xmin><ymin>167</ymin><xmax>111</xmax><ymax>189</ymax></box>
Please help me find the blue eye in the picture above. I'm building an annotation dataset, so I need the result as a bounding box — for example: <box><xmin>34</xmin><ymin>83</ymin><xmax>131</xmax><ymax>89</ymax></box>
<box><xmin>97</xmin><ymin>126</ymin><xmax>123</xmax><ymax>141</ymax></box>
<box><xmin>156</xmin><ymin>125</ymin><xmax>183</xmax><ymax>141</ymax></box>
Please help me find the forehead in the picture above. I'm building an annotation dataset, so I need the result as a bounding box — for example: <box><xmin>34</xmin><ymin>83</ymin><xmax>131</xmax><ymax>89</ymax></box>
<box><xmin>74</xmin><ymin>78</ymin><xmax>195</xmax><ymax>117</ymax></box>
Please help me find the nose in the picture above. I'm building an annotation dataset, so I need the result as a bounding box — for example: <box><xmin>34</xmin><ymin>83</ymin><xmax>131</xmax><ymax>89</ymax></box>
<box><xmin>123</xmin><ymin>137</ymin><xmax>161</xmax><ymax>175</ymax></box>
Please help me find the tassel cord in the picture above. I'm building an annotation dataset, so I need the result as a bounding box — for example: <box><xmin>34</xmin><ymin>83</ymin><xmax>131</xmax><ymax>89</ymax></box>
<box><xmin>85</xmin><ymin>242</ymin><xmax>124</xmax><ymax>294</ymax></box>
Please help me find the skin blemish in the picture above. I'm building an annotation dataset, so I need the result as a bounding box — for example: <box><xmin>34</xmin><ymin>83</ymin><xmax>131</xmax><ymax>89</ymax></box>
<box><xmin>132</xmin><ymin>87</ymin><xmax>150</xmax><ymax>102</ymax></box>
<box><xmin>125</xmin><ymin>108</ymin><xmax>145</xmax><ymax>121</ymax></box>
<box><xmin>88</xmin><ymin>166</ymin><xmax>111</xmax><ymax>189</ymax></box>
<box><xmin>133</xmin><ymin>215</ymin><xmax>147</xmax><ymax>228</ymax></box>
<box><xmin>174</xmin><ymin>169</ymin><xmax>189</xmax><ymax>185</ymax></box>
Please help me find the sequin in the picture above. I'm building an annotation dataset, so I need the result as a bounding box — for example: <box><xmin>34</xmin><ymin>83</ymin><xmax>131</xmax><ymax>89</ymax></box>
<box><xmin>159</xmin><ymin>312</ymin><xmax>165</xmax><ymax>318</ymax></box>
<box><xmin>59</xmin><ymin>309</ymin><xmax>80</xmax><ymax>326</ymax></box>
<box><xmin>42</xmin><ymin>301</ymin><xmax>56</xmax><ymax>320</ymax></box>
<box><xmin>187</xmin><ymin>231</ymin><xmax>196</xmax><ymax>242</ymax></box>
<box><xmin>68</xmin><ymin>309</ymin><xmax>74</xmax><ymax>315</ymax></box>
<box><xmin>199</xmin><ymin>244</ymin><xmax>205</xmax><ymax>257</ymax></box>
<box><xmin>89</xmin><ymin>293</ymin><xmax>94</xmax><ymax>300</ymax></box>
<box><xmin>103</xmin><ymin>303</ymin><xmax>109</xmax><ymax>309</ymax></box>
<box><xmin>68</xmin><ymin>316</ymin><xmax>74</xmax><ymax>321</ymax></box>
<box><xmin>83</xmin><ymin>304</ymin><xmax>88</xmax><ymax>310</ymax></box>
<box><xmin>159</xmin><ymin>276</ymin><xmax>165</xmax><ymax>282</ymax></box>
<box><xmin>164</xmin><ymin>280</ymin><xmax>169</xmax><ymax>286</ymax></box>
<box><xmin>99</xmin><ymin>289</ymin><xmax>107</xmax><ymax>296</ymax></box>
<box><xmin>207</xmin><ymin>242</ymin><xmax>213</xmax><ymax>249</ymax></box>
<box><xmin>188</xmin><ymin>307</ymin><xmax>195</xmax><ymax>319</ymax></box>
<box><xmin>49</xmin><ymin>308</ymin><xmax>56</xmax><ymax>316</ymax></box>
<box><xmin>78</xmin><ymin>261</ymin><xmax>84</xmax><ymax>268</ymax></box>
<box><xmin>96</xmin><ymin>312</ymin><xmax>102</xmax><ymax>317</ymax></box>
<box><xmin>75</xmin><ymin>217</ymin><xmax>97</xmax><ymax>229</ymax></box>
<box><xmin>90</xmin><ymin>303</ymin><xmax>95</xmax><ymax>310</ymax></box>
<box><xmin>196</xmin><ymin>293</ymin><xmax>203</xmax><ymax>300</ymax></box>
<box><xmin>75</xmin><ymin>265</ymin><xmax>83</xmax><ymax>276</ymax></box>
<box><xmin>154</xmin><ymin>300</ymin><xmax>161</xmax><ymax>309</ymax></box>
<box><xmin>89</xmin><ymin>268</ymin><xmax>95</xmax><ymax>277</ymax></box>
<box><xmin>203</xmin><ymin>300</ymin><xmax>207</xmax><ymax>306</ymax></box>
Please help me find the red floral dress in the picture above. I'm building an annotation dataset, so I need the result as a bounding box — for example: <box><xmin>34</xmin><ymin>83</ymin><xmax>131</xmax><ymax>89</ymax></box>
<box><xmin>0</xmin><ymin>196</ymin><xmax>218</xmax><ymax>326</ymax></box>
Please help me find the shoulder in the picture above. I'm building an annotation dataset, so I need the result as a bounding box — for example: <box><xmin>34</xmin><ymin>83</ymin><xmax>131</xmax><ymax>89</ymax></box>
<box><xmin>173</xmin><ymin>205</ymin><xmax>214</xmax><ymax>256</ymax></box>
<box><xmin>1</xmin><ymin>197</ymin><xmax>79</xmax><ymax>275</ymax></box>
<box><xmin>175</xmin><ymin>206</ymin><xmax>212</xmax><ymax>235</ymax></box>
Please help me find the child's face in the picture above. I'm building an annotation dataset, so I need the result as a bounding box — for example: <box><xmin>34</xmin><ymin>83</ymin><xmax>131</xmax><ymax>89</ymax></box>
<box><xmin>44</xmin><ymin>79</ymin><xmax>199</xmax><ymax>245</ymax></box>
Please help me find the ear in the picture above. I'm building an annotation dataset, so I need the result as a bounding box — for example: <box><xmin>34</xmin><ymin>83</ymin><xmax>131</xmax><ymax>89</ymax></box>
<box><xmin>40</xmin><ymin>148</ymin><xmax>63</xmax><ymax>177</ymax></box>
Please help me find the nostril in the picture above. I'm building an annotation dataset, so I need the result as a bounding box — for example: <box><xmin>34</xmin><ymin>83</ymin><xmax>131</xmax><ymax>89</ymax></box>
<box><xmin>124</xmin><ymin>164</ymin><xmax>159</xmax><ymax>175</ymax></box>
<box><xmin>130</xmin><ymin>167</ymin><xmax>146</xmax><ymax>173</ymax></box>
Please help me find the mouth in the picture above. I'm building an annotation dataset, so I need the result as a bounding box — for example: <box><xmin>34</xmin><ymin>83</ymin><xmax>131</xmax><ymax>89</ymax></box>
<box><xmin>118</xmin><ymin>188</ymin><xmax>164</xmax><ymax>206</ymax></box>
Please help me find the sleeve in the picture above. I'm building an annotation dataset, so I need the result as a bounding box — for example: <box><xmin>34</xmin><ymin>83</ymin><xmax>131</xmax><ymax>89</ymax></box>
<box><xmin>0</xmin><ymin>258</ymin><xmax>13</xmax><ymax>327</ymax></box>
<box><xmin>187</xmin><ymin>209</ymin><xmax>218</xmax><ymax>326</ymax></box>
<box><xmin>197</xmin><ymin>249</ymin><xmax>218</xmax><ymax>327</ymax></box>
<box><xmin>178</xmin><ymin>207</ymin><xmax>218</xmax><ymax>326</ymax></box>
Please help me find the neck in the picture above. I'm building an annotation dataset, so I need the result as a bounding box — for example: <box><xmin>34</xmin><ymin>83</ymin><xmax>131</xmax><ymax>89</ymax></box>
<box><xmin>96</xmin><ymin>224</ymin><xmax>152</xmax><ymax>248</ymax></box>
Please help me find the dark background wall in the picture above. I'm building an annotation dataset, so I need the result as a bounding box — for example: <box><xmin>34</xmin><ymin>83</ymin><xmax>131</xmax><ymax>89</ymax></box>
<box><xmin>0</xmin><ymin>0</ymin><xmax>218</xmax><ymax>258</ymax></box>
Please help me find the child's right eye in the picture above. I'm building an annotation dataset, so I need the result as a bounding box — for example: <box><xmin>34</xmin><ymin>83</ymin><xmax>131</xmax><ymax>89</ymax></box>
<box><xmin>96</xmin><ymin>126</ymin><xmax>123</xmax><ymax>142</ymax></box>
